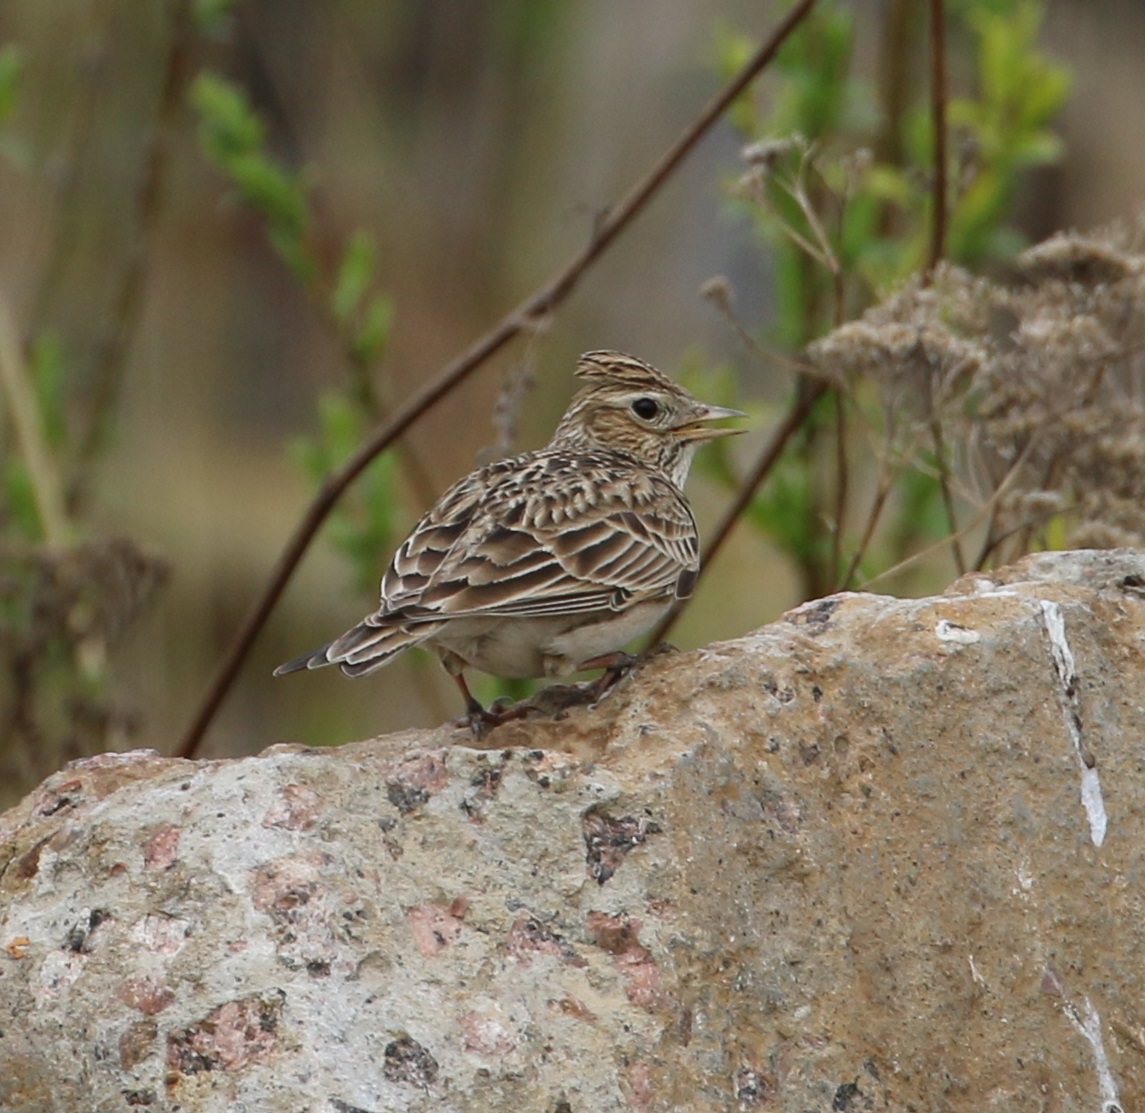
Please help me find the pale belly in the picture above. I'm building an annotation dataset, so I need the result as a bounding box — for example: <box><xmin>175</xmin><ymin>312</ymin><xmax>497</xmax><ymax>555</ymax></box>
<box><xmin>428</xmin><ymin>600</ymin><xmax>671</xmax><ymax>679</ymax></box>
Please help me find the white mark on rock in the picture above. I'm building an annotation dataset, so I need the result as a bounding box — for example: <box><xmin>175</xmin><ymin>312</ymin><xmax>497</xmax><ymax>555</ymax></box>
<box><xmin>1064</xmin><ymin>996</ymin><xmax>1123</xmax><ymax>1113</ymax></box>
<box><xmin>968</xmin><ymin>954</ymin><xmax>986</xmax><ymax>987</ymax></box>
<box><xmin>935</xmin><ymin>619</ymin><xmax>981</xmax><ymax>645</ymax></box>
<box><xmin>1039</xmin><ymin>600</ymin><xmax>1107</xmax><ymax>847</ymax></box>
<box><xmin>964</xmin><ymin>583</ymin><xmax>1022</xmax><ymax>599</ymax></box>
<box><xmin>1011</xmin><ymin>859</ymin><xmax>1033</xmax><ymax>899</ymax></box>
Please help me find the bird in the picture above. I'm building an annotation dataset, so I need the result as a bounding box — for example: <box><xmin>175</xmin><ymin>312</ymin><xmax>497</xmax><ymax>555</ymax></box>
<box><xmin>275</xmin><ymin>350</ymin><xmax>745</xmax><ymax>733</ymax></box>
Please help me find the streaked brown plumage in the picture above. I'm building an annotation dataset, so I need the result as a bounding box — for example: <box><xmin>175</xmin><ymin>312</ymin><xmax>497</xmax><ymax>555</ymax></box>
<box><xmin>275</xmin><ymin>351</ymin><xmax>744</xmax><ymax>730</ymax></box>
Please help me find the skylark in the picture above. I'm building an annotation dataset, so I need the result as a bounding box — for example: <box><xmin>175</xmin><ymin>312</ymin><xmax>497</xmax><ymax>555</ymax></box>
<box><xmin>275</xmin><ymin>351</ymin><xmax>744</xmax><ymax>732</ymax></box>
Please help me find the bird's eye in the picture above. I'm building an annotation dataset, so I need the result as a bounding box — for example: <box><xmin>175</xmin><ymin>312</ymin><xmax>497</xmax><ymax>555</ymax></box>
<box><xmin>631</xmin><ymin>397</ymin><xmax>659</xmax><ymax>420</ymax></box>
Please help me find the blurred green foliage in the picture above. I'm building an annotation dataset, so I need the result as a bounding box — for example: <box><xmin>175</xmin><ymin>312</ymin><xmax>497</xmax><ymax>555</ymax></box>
<box><xmin>704</xmin><ymin>0</ymin><xmax>1070</xmax><ymax>594</ymax></box>
<box><xmin>192</xmin><ymin>0</ymin><xmax>235</xmax><ymax>36</ymax></box>
<box><xmin>193</xmin><ymin>69</ymin><xmax>402</xmax><ymax>599</ymax></box>
<box><xmin>1</xmin><ymin>15</ymin><xmax>406</xmax><ymax>787</ymax></box>
<box><xmin>289</xmin><ymin>394</ymin><xmax>400</xmax><ymax>597</ymax></box>
<box><xmin>0</xmin><ymin>0</ymin><xmax>1085</xmax><ymax>790</ymax></box>
<box><xmin>946</xmin><ymin>1</ymin><xmax>1072</xmax><ymax>263</ymax></box>
<box><xmin>193</xmin><ymin>72</ymin><xmax>314</xmax><ymax>282</ymax></box>
<box><xmin>0</xmin><ymin>55</ymin><xmax>171</xmax><ymax>788</ymax></box>
<box><xmin>0</xmin><ymin>43</ymin><xmax>22</xmax><ymax>122</ymax></box>
<box><xmin>2</xmin><ymin>332</ymin><xmax>66</xmax><ymax>540</ymax></box>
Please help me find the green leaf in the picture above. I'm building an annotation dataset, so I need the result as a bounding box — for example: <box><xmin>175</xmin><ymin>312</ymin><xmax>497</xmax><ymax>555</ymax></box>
<box><xmin>287</xmin><ymin>433</ymin><xmax>327</xmax><ymax>485</ymax></box>
<box><xmin>0</xmin><ymin>43</ymin><xmax>23</xmax><ymax>123</ymax></box>
<box><xmin>194</xmin><ymin>0</ymin><xmax>235</xmax><ymax>34</ymax></box>
<box><xmin>3</xmin><ymin>458</ymin><xmax>39</xmax><ymax>540</ymax></box>
<box><xmin>28</xmin><ymin>332</ymin><xmax>68</xmax><ymax>449</ymax></box>
<box><xmin>712</xmin><ymin>24</ymin><xmax>760</xmax><ymax>136</ymax></box>
<box><xmin>192</xmin><ymin>73</ymin><xmax>264</xmax><ymax>161</ymax></box>
<box><xmin>192</xmin><ymin>72</ymin><xmax>313</xmax><ymax>278</ymax></box>
<box><xmin>227</xmin><ymin>152</ymin><xmax>306</xmax><ymax>231</ymax></box>
<box><xmin>772</xmin><ymin>4</ymin><xmax>856</xmax><ymax>137</ymax></box>
<box><xmin>353</xmin><ymin>294</ymin><xmax>392</xmax><ymax>368</ymax></box>
<box><xmin>333</xmin><ymin>231</ymin><xmax>377</xmax><ymax>327</ymax></box>
<box><xmin>319</xmin><ymin>393</ymin><xmax>362</xmax><ymax>458</ymax></box>
<box><xmin>1008</xmin><ymin>130</ymin><xmax>1063</xmax><ymax>167</ymax></box>
<box><xmin>860</xmin><ymin>164</ymin><xmax>915</xmax><ymax>208</ymax></box>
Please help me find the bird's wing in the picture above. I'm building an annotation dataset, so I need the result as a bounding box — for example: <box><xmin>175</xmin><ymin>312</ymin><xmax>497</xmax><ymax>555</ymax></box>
<box><xmin>375</xmin><ymin>454</ymin><xmax>699</xmax><ymax>624</ymax></box>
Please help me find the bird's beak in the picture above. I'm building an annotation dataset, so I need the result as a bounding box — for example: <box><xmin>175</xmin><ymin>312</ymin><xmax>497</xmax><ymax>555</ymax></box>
<box><xmin>676</xmin><ymin>404</ymin><xmax>747</xmax><ymax>442</ymax></box>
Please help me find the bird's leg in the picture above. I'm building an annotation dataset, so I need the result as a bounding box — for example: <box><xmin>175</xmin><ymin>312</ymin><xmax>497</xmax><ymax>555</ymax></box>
<box><xmin>577</xmin><ymin>651</ymin><xmax>640</xmax><ymax>703</ymax></box>
<box><xmin>451</xmin><ymin>672</ymin><xmax>528</xmax><ymax>738</ymax></box>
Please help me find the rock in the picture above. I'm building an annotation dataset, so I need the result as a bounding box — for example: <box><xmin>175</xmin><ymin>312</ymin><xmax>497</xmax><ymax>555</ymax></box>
<box><xmin>1</xmin><ymin>549</ymin><xmax>1142</xmax><ymax>1112</ymax></box>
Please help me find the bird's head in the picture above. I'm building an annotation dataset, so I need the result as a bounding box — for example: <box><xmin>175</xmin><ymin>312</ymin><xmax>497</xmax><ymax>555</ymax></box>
<box><xmin>552</xmin><ymin>351</ymin><xmax>745</xmax><ymax>488</ymax></box>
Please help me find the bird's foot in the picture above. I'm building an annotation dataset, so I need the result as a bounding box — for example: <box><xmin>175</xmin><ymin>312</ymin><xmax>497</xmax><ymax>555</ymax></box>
<box><xmin>580</xmin><ymin>645</ymin><xmax>678</xmax><ymax>707</ymax></box>
<box><xmin>576</xmin><ymin>651</ymin><xmax>641</xmax><ymax>706</ymax></box>
<box><xmin>458</xmin><ymin>697</ymin><xmax>529</xmax><ymax>740</ymax></box>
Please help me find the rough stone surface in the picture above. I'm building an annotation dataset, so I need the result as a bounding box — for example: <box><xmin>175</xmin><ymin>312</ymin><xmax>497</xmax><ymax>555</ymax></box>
<box><xmin>2</xmin><ymin>550</ymin><xmax>1144</xmax><ymax>1112</ymax></box>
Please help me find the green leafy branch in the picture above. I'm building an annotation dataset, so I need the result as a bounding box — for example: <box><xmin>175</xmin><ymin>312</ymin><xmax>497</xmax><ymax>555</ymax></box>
<box><xmin>192</xmin><ymin>70</ymin><xmax>405</xmax><ymax>593</ymax></box>
<box><xmin>695</xmin><ymin>0</ymin><xmax>1071</xmax><ymax>601</ymax></box>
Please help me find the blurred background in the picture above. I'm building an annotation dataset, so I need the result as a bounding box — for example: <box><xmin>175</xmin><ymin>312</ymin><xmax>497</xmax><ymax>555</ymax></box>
<box><xmin>0</xmin><ymin>0</ymin><xmax>1143</xmax><ymax>803</ymax></box>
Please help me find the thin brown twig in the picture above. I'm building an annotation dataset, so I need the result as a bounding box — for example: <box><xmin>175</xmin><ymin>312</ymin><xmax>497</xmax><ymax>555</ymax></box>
<box><xmin>73</xmin><ymin>0</ymin><xmax>196</xmax><ymax>500</ymax></box>
<box><xmin>976</xmin><ymin>502</ymin><xmax>1080</xmax><ymax>569</ymax></box>
<box><xmin>926</xmin><ymin>0</ymin><xmax>948</xmax><ymax>277</ymax></box>
<box><xmin>827</xmin><ymin>267</ymin><xmax>846</xmax><ymax>590</ymax></box>
<box><xmin>828</xmin><ymin>393</ymin><xmax>847</xmax><ymax>584</ymax></box>
<box><xmin>27</xmin><ymin>16</ymin><xmax>110</xmax><ymax>335</ymax></box>
<box><xmin>863</xmin><ymin>433</ymin><xmax>1043</xmax><ymax>589</ymax></box>
<box><xmin>839</xmin><ymin>472</ymin><xmax>892</xmax><ymax>590</ymax></box>
<box><xmin>786</xmin><ymin>154</ymin><xmax>850</xmax><ymax>586</ymax></box>
<box><xmin>918</xmin><ymin>338</ymin><xmax>966</xmax><ymax>574</ymax></box>
<box><xmin>835</xmin><ymin>398</ymin><xmax>915</xmax><ymax>586</ymax></box>
<box><xmin>646</xmin><ymin>376</ymin><xmax>829</xmax><ymax>649</ymax></box>
<box><xmin>176</xmin><ymin>0</ymin><xmax>823</xmax><ymax>759</ymax></box>
<box><xmin>752</xmin><ymin>149</ymin><xmax>850</xmax><ymax>592</ymax></box>
<box><xmin>702</xmin><ymin>279</ymin><xmax>771</xmax><ymax>364</ymax></box>
<box><xmin>874</xmin><ymin>0</ymin><xmax>916</xmax><ymax>168</ymax></box>
<box><xmin>928</xmin><ymin>409</ymin><xmax>964</xmax><ymax>573</ymax></box>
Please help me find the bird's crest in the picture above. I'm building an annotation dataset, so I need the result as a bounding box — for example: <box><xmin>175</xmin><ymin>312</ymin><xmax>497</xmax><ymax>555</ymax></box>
<box><xmin>575</xmin><ymin>351</ymin><xmax>680</xmax><ymax>393</ymax></box>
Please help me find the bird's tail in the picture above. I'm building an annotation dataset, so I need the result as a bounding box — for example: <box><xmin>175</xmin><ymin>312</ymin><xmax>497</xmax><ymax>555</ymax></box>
<box><xmin>273</xmin><ymin>618</ymin><xmax>433</xmax><ymax>679</ymax></box>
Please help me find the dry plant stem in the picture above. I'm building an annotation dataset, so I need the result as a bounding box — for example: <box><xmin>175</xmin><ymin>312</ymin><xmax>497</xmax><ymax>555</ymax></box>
<box><xmin>928</xmin><ymin>413</ymin><xmax>964</xmax><ymax>573</ymax></box>
<box><xmin>176</xmin><ymin>0</ymin><xmax>822</xmax><ymax>760</ymax></box>
<box><xmin>823</xmin><ymin>251</ymin><xmax>847</xmax><ymax>589</ymax></box>
<box><xmin>647</xmin><ymin>377</ymin><xmax>829</xmax><ymax>650</ymax></box>
<box><xmin>925</xmin><ymin>361</ymin><xmax>965</xmax><ymax>574</ymax></box>
<box><xmin>865</xmin><ymin>434</ymin><xmax>1043</xmax><ymax>589</ymax></box>
<box><xmin>0</xmin><ymin>298</ymin><xmax>70</xmax><ymax>547</ymax></box>
<box><xmin>875</xmin><ymin>0</ymin><xmax>917</xmax><ymax>166</ymax></box>
<box><xmin>926</xmin><ymin>0</ymin><xmax>948</xmax><ymax>276</ymax></box>
<box><xmin>975</xmin><ymin>509</ymin><xmax>1001</xmax><ymax>572</ymax></box>
<box><xmin>710</xmin><ymin>297</ymin><xmax>769</xmax><ymax>363</ymax></box>
<box><xmin>830</xmin><ymin>395</ymin><xmax>847</xmax><ymax>581</ymax></box>
<box><xmin>977</xmin><ymin>503</ymin><xmax>1080</xmax><ymax>569</ymax></box>
<box><xmin>26</xmin><ymin>20</ymin><xmax>112</xmax><ymax>334</ymax></box>
<box><xmin>840</xmin><ymin>471</ymin><xmax>892</xmax><ymax>590</ymax></box>
<box><xmin>782</xmin><ymin>157</ymin><xmax>849</xmax><ymax>584</ymax></box>
<box><xmin>74</xmin><ymin>0</ymin><xmax>196</xmax><ymax>492</ymax></box>
<box><xmin>840</xmin><ymin>405</ymin><xmax>921</xmax><ymax>587</ymax></box>
<box><xmin>1009</xmin><ymin>367</ymin><xmax>1108</xmax><ymax>560</ymax></box>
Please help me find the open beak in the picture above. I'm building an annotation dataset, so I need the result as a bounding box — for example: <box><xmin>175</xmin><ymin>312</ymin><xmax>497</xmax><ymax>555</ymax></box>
<box><xmin>676</xmin><ymin>404</ymin><xmax>747</xmax><ymax>443</ymax></box>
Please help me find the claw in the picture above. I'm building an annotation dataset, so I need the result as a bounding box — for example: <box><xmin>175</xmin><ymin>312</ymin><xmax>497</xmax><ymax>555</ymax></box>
<box><xmin>459</xmin><ymin>699</ymin><xmax>527</xmax><ymax>739</ymax></box>
<box><xmin>579</xmin><ymin>651</ymin><xmax>640</xmax><ymax>705</ymax></box>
